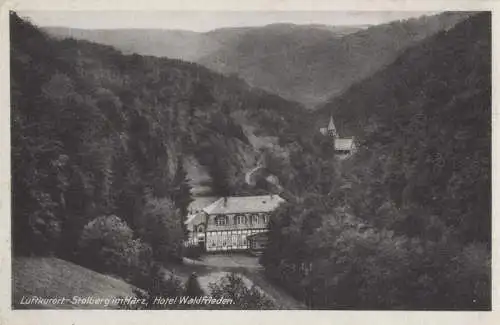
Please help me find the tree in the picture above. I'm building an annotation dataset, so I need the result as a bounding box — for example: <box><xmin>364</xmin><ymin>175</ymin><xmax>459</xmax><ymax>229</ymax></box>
<box><xmin>184</xmin><ymin>272</ymin><xmax>204</xmax><ymax>297</ymax></box>
<box><xmin>137</xmin><ymin>197</ymin><xmax>184</xmax><ymax>263</ymax></box>
<box><xmin>171</xmin><ymin>158</ymin><xmax>193</xmax><ymax>232</ymax></box>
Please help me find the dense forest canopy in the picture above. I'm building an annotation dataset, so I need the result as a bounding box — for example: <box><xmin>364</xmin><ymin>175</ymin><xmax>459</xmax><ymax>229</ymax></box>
<box><xmin>199</xmin><ymin>12</ymin><xmax>470</xmax><ymax>108</ymax></box>
<box><xmin>262</xmin><ymin>12</ymin><xmax>491</xmax><ymax>310</ymax></box>
<box><xmin>315</xmin><ymin>12</ymin><xmax>491</xmax><ymax>244</ymax></box>
<box><xmin>10</xmin><ymin>11</ymin><xmax>306</xmax><ymax>260</ymax></box>
<box><xmin>43</xmin><ymin>12</ymin><xmax>470</xmax><ymax>108</ymax></box>
<box><xmin>10</xmin><ymin>10</ymin><xmax>491</xmax><ymax>310</ymax></box>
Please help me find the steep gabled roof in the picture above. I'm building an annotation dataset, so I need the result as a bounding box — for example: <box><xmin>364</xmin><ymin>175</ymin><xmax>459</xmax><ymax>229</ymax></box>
<box><xmin>185</xmin><ymin>196</ymin><xmax>219</xmax><ymax>225</ymax></box>
<box><xmin>187</xmin><ymin>196</ymin><xmax>218</xmax><ymax>214</ymax></box>
<box><xmin>203</xmin><ymin>195</ymin><xmax>285</xmax><ymax>215</ymax></box>
<box><xmin>185</xmin><ymin>212</ymin><xmax>204</xmax><ymax>225</ymax></box>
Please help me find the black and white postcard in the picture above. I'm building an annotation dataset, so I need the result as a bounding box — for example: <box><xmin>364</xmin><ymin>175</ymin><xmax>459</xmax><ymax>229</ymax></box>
<box><xmin>2</xmin><ymin>0</ymin><xmax>497</xmax><ymax>324</ymax></box>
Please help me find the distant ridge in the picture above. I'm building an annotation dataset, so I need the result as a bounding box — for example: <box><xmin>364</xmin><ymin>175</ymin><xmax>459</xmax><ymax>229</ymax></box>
<box><xmin>197</xmin><ymin>11</ymin><xmax>470</xmax><ymax>108</ymax></box>
<box><xmin>43</xmin><ymin>12</ymin><xmax>469</xmax><ymax>108</ymax></box>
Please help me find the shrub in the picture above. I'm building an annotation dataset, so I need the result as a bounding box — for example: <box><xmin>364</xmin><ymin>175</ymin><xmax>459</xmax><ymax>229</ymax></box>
<box><xmin>77</xmin><ymin>214</ymin><xmax>151</xmax><ymax>283</ymax></box>
<box><xmin>208</xmin><ymin>273</ymin><xmax>275</xmax><ymax>309</ymax></box>
<box><xmin>125</xmin><ymin>239</ymin><xmax>154</xmax><ymax>288</ymax></box>
<box><xmin>124</xmin><ymin>263</ymin><xmax>185</xmax><ymax>310</ymax></box>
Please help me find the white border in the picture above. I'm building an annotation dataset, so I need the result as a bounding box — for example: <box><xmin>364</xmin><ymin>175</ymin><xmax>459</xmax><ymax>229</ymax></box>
<box><xmin>1</xmin><ymin>1</ymin><xmax>497</xmax><ymax>324</ymax></box>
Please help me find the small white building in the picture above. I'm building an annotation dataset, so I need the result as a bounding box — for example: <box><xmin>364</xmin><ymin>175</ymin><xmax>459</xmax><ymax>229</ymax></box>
<box><xmin>319</xmin><ymin>116</ymin><xmax>356</xmax><ymax>159</ymax></box>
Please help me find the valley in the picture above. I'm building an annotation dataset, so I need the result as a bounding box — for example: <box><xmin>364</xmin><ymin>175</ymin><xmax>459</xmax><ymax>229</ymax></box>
<box><xmin>11</xmin><ymin>10</ymin><xmax>491</xmax><ymax>311</ymax></box>
<box><xmin>44</xmin><ymin>12</ymin><xmax>470</xmax><ymax>108</ymax></box>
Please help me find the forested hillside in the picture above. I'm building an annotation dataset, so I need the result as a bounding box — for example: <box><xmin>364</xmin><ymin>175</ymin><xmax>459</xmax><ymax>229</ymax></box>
<box><xmin>44</xmin><ymin>13</ymin><xmax>469</xmax><ymax>109</ymax></box>
<box><xmin>315</xmin><ymin>11</ymin><xmax>490</xmax><ymax>245</ymax></box>
<box><xmin>199</xmin><ymin>12</ymin><xmax>469</xmax><ymax>108</ymax></box>
<box><xmin>11</xmin><ymin>10</ymin><xmax>491</xmax><ymax>310</ymax></box>
<box><xmin>11</xmin><ymin>11</ymin><xmax>305</xmax><ymax>266</ymax></box>
<box><xmin>261</xmin><ymin>12</ymin><xmax>491</xmax><ymax>309</ymax></box>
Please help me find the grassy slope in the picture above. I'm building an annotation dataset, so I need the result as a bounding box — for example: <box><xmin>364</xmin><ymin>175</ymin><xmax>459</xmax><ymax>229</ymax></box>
<box><xmin>12</xmin><ymin>257</ymin><xmax>137</xmax><ymax>309</ymax></box>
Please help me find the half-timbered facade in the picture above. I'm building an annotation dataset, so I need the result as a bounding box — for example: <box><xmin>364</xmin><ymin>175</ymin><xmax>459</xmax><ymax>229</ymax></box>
<box><xmin>185</xmin><ymin>195</ymin><xmax>285</xmax><ymax>252</ymax></box>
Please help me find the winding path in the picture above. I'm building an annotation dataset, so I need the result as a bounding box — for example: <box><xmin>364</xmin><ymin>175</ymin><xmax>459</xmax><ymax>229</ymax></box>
<box><xmin>182</xmin><ymin>254</ymin><xmax>306</xmax><ymax>309</ymax></box>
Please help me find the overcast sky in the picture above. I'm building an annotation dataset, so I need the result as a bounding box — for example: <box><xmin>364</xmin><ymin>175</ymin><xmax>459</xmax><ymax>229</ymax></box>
<box><xmin>18</xmin><ymin>11</ymin><xmax>438</xmax><ymax>32</ymax></box>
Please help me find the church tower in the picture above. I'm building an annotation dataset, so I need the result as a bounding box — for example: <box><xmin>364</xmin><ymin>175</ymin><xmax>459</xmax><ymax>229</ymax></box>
<box><xmin>327</xmin><ymin>116</ymin><xmax>338</xmax><ymax>138</ymax></box>
<box><xmin>319</xmin><ymin>115</ymin><xmax>356</xmax><ymax>160</ymax></box>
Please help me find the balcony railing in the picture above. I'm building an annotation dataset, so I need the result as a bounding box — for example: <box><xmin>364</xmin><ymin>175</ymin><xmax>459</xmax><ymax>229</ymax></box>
<box><xmin>206</xmin><ymin>222</ymin><xmax>268</xmax><ymax>232</ymax></box>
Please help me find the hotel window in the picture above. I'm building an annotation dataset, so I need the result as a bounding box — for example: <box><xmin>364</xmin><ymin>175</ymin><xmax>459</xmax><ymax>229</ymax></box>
<box><xmin>235</xmin><ymin>215</ymin><xmax>247</xmax><ymax>225</ymax></box>
<box><xmin>252</xmin><ymin>215</ymin><xmax>259</xmax><ymax>224</ymax></box>
<box><xmin>215</xmin><ymin>215</ymin><xmax>228</xmax><ymax>226</ymax></box>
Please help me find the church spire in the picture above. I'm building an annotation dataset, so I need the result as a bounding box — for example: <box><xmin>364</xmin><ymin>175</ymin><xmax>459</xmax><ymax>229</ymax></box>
<box><xmin>327</xmin><ymin>116</ymin><xmax>338</xmax><ymax>137</ymax></box>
